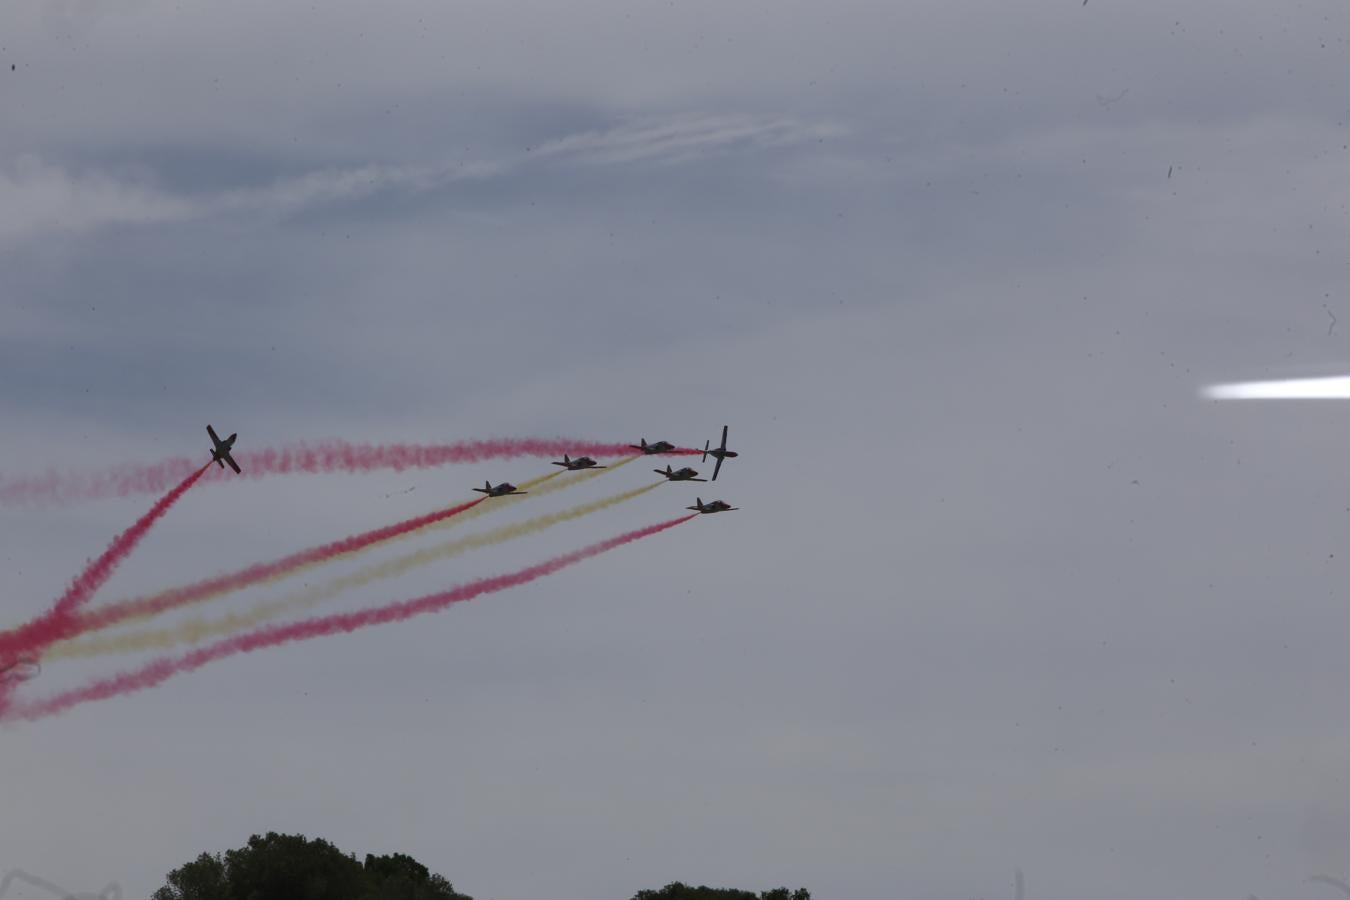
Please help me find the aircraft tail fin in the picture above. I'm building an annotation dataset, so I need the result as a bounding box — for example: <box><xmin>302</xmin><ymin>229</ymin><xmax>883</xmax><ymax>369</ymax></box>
<box><xmin>703</xmin><ymin>440</ymin><xmax>710</xmax><ymax>462</ymax></box>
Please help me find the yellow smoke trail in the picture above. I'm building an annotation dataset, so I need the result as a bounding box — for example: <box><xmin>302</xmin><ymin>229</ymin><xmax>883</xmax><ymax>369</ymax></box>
<box><xmin>66</xmin><ymin>464</ymin><xmax>632</xmax><ymax>641</ymax></box>
<box><xmin>426</xmin><ymin>456</ymin><xmax>635</xmax><ymax>533</ymax></box>
<box><xmin>48</xmin><ymin>479</ymin><xmax>659</xmax><ymax>659</ymax></box>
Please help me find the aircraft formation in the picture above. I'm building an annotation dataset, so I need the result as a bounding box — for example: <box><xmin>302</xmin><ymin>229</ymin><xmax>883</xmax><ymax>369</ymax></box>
<box><xmin>210</xmin><ymin>424</ymin><xmax>741</xmax><ymax>511</ymax></box>
<box><xmin>0</xmin><ymin>425</ymin><xmax>745</xmax><ymax>719</ymax></box>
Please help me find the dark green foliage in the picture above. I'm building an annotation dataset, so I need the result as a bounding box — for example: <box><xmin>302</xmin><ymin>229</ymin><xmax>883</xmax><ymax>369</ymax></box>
<box><xmin>154</xmin><ymin>834</ymin><xmax>804</xmax><ymax>900</ymax></box>
<box><xmin>225</xmin><ymin>832</ymin><xmax>364</xmax><ymax>900</ymax></box>
<box><xmin>362</xmin><ymin>852</ymin><xmax>471</xmax><ymax>900</ymax></box>
<box><xmin>152</xmin><ymin>833</ymin><xmax>470</xmax><ymax>900</ymax></box>
<box><xmin>631</xmin><ymin>883</ymin><xmax>810</xmax><ymax>900</ymax></box>
<box><xmin>152</xmin><ymin>853</ymin><xmax>230</xmax><ymax>900</ymax></box>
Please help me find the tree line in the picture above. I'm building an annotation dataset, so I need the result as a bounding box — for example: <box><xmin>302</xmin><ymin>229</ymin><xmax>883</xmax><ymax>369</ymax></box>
<box><xmin>151</xmin><ymin>833</ymin><xmax>811</xmax><ymax>900</ymax></box>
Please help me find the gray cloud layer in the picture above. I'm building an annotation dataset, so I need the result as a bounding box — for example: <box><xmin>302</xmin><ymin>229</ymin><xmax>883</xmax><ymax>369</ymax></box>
<box><xmin>0</xmin><ymin>113</ymin><xmax>842</xmax><ymax>243</ymax></box>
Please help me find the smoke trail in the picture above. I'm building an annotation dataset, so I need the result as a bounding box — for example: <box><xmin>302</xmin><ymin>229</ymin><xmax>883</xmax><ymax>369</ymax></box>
<box><xmin>1309</xmin><ymin>876</ymin><xmax>1350</xmax><ymax>898</ymax></box>
<box><xmin>58</xmin><ymin>495</ymin><xmax>489</xmax><ymax>639</ymax></box>
<box><xmin>0</xmin><ymin>464</ymin><xmax>209</xmax><ymax>663</ymax></box>
<box><xmin>420</xmin><ymin>456</ymin><xmax>635</xmax><ymax>534</ymax></box>
<box><xmin>51</xmin><ymin>481</ymin><xmax>662</xmax><ymax>658</ymax></box>
<box><xmin>55</xmin><ymin>467</ymin><xmax>580</xmax><ymax>642</ymax></box>
<box><xmin>410</xmin><ymin>469</ymin><xmax>563</xmax><ymax>533</ymax></box>
<box><xmin>0</xmin><ymin>868</ymin><xmax>121</xmax><ymax>900</ymax></box>
<box><xmin>0</xmin><ymin>464</ymin><xmax>209</xmax><ymax>714</ymax></box>
<box><xmin>0</xmin><ymin>658</ymin><xmax>40</xmax><ymax>682</ymax></box>
<box><xmin>0</xmin><ymin>438</ymin><xmax>697</xmax><ymax>505</ymax></box>
<box><xmin>4</xmin><ymin>516</ymin><xmax>696</xmax><ymax>723</ymax></box>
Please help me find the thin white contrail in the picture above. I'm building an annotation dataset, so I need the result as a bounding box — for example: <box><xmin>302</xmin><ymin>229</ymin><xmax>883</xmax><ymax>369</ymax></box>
<box><xmin>1202</xmin><ymin>376</ymin><xmax>1350</xmax><ymax>399</ymax></box>
<box><xmin>0</xmin><ymin>868</ymin><xmax>120</xmax><ymax>900</ymax></box>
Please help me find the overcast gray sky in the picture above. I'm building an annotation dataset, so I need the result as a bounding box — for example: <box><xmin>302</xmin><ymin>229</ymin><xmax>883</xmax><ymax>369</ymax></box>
<box><xmin>3</xmin><ymin>2</ymin><xmax>1350</xmax><ymax>898</ymax></box>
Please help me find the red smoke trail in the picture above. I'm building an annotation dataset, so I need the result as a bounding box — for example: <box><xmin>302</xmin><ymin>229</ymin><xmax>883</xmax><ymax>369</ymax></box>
<box><xmin>0</xmin><ymin>438</ymin><xmax>700</xmax><ymax>505</ymax></box>
<box><xmin>68</xmin><ymin>496</ymin><xmax>488</xmax><ymax>636</ymax></box>
<box><xmin>0</xmin><ymin>463</ymin><xmax>210</xmax><ymax>713</ymax></box>
<box><xmin>3</xmin><ymin>515</ymin><xmax>695</xmax><ymax>723</ymax></box>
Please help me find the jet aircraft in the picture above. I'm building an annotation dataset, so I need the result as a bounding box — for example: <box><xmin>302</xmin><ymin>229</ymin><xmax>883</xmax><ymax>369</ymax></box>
<box><xmin>207</xmin><ymin>424</ymin><xmax>241</xmax><ymax>474</ymax></box>
<box><xmin>552</xmin><ymin>454</ymin><xmax>606</xmax><ymax>470</ymax></box>
<box><xmin>655</xmin><ymin>464</ymin><xmax>706</xmax><ymax>482</ymax></box>
<box><xmin>702</xmin><ymin>425</ymin><xmax>739</xmax><ymax>481</ymax></box>
<box><xmin>472</xmin><ymin>481</ymin><xmax>528</xmax><ymax>497</ymax></box>
<box><xmin>630</xmin><ymin>439</ymin><xmax>676</xmax><ymax>455</ymax></box>
<box><xmin>687</xmin><ymin>498</ymin><xmax>738</xmax><ymax>514</ymax></box>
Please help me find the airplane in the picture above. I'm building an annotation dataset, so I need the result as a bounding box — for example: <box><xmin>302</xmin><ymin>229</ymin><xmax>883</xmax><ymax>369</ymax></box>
<box><xmin>552</xmin><ymin>454</ymin><xmax>606</xmax><ymax>470</ymax></box>
<box><xmin>207</xmin><ymin>424</ymin><xmax>241</xmax><ymax>474</ymax></box>
<box><xmin>687</xmin><ymin>498</ymin><xmax>738</xmax><ymax>514</ymax></box>
<box><xmin>629</xmin><ymin>438</ymin><xmax>676</xmax><ymax>455</ymax></box>
<box><xmin>702</xmin><ymin>425</ymin><xmax>739</xmax><ymax>481</ymax></box>
<box><xmin>472</xmin><ymin>481</ymin><xmax>528</xmax><ymax>497</ymax></box>
<box><xmin>655</xmin><ymin>464</ymin><xmax>706</xmax><ymax>482</ymax></box>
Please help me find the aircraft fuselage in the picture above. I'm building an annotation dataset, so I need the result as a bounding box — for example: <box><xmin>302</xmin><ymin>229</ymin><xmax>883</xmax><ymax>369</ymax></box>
<box><xmin>687</xmin><ymin>498</ymin><xmax>737</xmax><ymax>513</ymax></box>
<box><xmin>632</xmin><ymin>440</ymin><xmax>676</xmax><ymax>454</ymax></box>
<box><xmin>658</xmin><ymin>466</ymin><xmax>705</xmax><ymax>482</ymax></box>
<box><xmin>473</xmin><ymin>481</ymin><xmax>527</xmax><ymax>497</ymax></box>
<box><xmin>554</xmin><ymin>456</ymin><xmax>603</xmax><ymax>470</ymax></box>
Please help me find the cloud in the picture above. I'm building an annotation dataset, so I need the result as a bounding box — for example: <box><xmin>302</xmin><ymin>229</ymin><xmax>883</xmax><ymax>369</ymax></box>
<box><xmin>7</xmin><ymin>2</ymin><xmax>1350</xmax><ymax>898</ymax></box>
<box><xmin>0</xmin><ymin>156</ymin><xmax>190</xmax><ymax>242</ymax></box>
<box><xmin>526</xmin><ymin>113</ymin><xmax>844</xmax><ymax>166</ymax></box>
<box><xmin>0</xmin><ymin>113</ymin><xmax>839</xmax><ymax>243</ymax></box>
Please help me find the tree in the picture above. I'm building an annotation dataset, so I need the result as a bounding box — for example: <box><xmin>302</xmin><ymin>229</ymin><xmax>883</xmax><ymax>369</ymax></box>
<box><xmin>152</xmin><ymin>833</ymin><xmax>471</xmax><ymax>900</ymax></box>
<box><xmin>223</xmin><ymin>832</ymin><xmax>365</xmax><ymax>900</ymax></box>
<box><xmin>152</xmin><ymin>852</ymin><xmax>230</xmax><ymax>900</ymax></box>
<box><xmin>631</xmin><ymin>883</ymin><xmax>811</xmax><ymax>900</ymax></box>
<box><xmin>362</xmin><ymin>852</ymin><xmax>471</xmax><ymax>900</ymax></box>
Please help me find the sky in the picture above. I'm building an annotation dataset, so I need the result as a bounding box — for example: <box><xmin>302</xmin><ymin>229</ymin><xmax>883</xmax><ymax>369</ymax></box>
<box><xmin>2</xmin><ymin>1</ymin><xmax>1350</xmax><ymax>898</ymax></box>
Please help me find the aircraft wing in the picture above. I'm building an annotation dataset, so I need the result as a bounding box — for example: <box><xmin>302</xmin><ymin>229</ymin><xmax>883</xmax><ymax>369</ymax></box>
<box><xmin>222</xmin><ymin>452</ymin><xmax>242</xmax><ymax>475</ymax></box>
<box><xmin>712</xmin><ymin>456</ymin><xmax>724</xmax><ymax>481</ymax></box>
<box><xmin>207</xmin><ymin>424</ymin><xmax>221</xmax><ymax>445</ymax></box>
<box><xmin>719</xmin><ymin>425</ymin><xmax>729</xmax><ymax>450</ymax></box>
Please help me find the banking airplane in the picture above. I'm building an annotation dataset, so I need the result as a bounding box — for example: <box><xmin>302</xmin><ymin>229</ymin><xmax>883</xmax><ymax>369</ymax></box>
<box><xmin>702</xmin><ymin>425</ymin><xmax>738</xmax><ymax>481</ymax></box>
<box><xmin>629</xmin><ymin>438</ymin><xmax>676</xmax><ymax>455</ymax></box>
<box><xmin>472</xmin><ymin>481</ymin><xmax>528</xmax><ymax>497</ymax></box>
<box><xmin>655</xmin><ymin>464</ymin><xmax>706</xmax><ymax>482</ymax></box>
<box><xmin>552</xmin><ymin>454</ymin><xmax>605</xmax><ymax>470</ymax></box>
<box><xmin>207</xmin><ymin>424</ymin><xmax>241</xmax><ymax>474</ymax></box>
<box><xmin>687</xmin><ymin>498</ymin><xmax>737</xmax><ymax>514</ymax></box>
